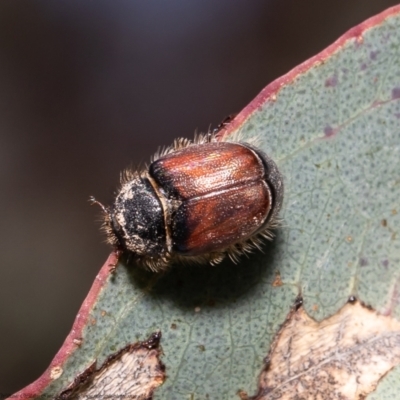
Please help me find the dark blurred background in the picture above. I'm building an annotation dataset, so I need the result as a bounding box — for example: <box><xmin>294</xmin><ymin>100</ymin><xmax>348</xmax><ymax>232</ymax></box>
<box><xmin>0</xmin><ymin>0</ymin><xmax>397</xmax><ymax>393</ymax></box>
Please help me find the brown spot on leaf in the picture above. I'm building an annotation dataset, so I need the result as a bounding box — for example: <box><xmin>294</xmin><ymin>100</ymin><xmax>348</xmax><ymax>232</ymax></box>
<box><xmin>381</xmin><ymin>219</ymin><xmax>388</xmax><ymax>227</ymax></box>
<box><xmin>251</xmin><ymin>302</ymin><xmax>400</xmax><ymax>399</ymax></box>
<box><xmin>237</xmin><ymin>389</ymin><xmax>249</xmax><ymax>399</ymax></box>
<box><xmin>272</xmin><ymin>272</ymin><xmax>283</xmax><ymax>287</ymax></box>
<box><xmin>56</xmin><ymin>332</ymin><xmax>165</xmax><ymax>400</ymax></box>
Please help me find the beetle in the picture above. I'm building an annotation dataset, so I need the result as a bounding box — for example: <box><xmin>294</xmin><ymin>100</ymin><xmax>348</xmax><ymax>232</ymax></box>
<box><xmin>91</xmin><ymin>133</ymin><xmax>283</xmax><ymax>272</ymax></box>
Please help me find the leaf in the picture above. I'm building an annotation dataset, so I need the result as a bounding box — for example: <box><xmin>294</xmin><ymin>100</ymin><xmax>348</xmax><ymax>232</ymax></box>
<box><xmin>253</xmin><ymin>301</ymin><xmax>400</xmax><ymax>399</ymax></box>
<box><xmin>11</xmin><ymin>5</ymin><xmax>400</xmax><ymax>399</ymax></box>
<box><xmin>55</xmin><ymin>332</ymin><xmax>165</xmax><ymax>399</ymax></box>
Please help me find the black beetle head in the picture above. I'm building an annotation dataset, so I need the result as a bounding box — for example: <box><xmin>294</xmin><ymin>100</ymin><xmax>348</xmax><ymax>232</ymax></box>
<box><xmin>110</xmin><ymin>177</ymin><xmax>167</xmax><ymax>257</ymax></box>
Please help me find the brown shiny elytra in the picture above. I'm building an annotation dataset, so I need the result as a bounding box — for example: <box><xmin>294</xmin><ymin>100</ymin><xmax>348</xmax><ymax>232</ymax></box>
<box><xmin>93</xmin><ymin>133</ymin><xmax>283</xmax><ymax>272</ymax></box>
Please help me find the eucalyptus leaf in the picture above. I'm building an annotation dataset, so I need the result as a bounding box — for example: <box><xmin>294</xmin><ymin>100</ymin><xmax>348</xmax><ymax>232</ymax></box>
<box><xmin>12</xmin><ymin>5</ymin><xmax>400</xmax><ymax>400</ymax></box>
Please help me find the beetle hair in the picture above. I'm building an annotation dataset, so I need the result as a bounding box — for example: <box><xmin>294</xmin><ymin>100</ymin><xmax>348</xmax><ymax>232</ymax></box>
<box><xmin>151</xmin><ymin>132</ymin><xmax>217</xmax><ymax>163</ymax></box>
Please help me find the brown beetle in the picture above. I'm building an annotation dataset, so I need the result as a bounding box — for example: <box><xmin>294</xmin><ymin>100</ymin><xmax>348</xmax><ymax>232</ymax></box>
<box><xmin>91</xmin><ymin>133</ymin><xmax>283</xmax><ymax>272</ymax></box>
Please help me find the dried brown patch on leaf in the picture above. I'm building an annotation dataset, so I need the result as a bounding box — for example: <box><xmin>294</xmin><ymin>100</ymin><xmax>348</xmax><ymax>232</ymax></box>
<box><xmin>57</xmin><ymin>332</ymin><xmax>165</xmax><ymax>400</ymax></box>
<box><xmin>272</xmin><ymin>271</ymin><xmax>283</xmax><ymax>287</ymax></box>
<box><xmin>252</xmin><ymin>302</ymin><xmax>400</xmax><ymax>399</ymax></box>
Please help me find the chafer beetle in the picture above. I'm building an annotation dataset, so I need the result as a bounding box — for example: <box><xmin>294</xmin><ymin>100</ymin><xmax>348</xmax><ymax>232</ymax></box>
<box><xmin>91</xmin><ymin>133</ymin><xmax>283</xmax><ymax>272</ymax></box>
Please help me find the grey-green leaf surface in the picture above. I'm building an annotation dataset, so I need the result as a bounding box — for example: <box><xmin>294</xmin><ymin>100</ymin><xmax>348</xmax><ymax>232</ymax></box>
<box><xmin>15</xmin><ymin>6</ymin><xmax>400</xmax><ymax>400</ymax></box>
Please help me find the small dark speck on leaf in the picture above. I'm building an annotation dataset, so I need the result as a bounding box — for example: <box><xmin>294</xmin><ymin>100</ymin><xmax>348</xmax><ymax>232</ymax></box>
<box><xmin>381</xmin><ymin>219</ymin><xmax>387</xmax><ymax>227</ymax></box>
<box><xmin>370</xmin><ymin>50</ymin><xmax>379</xmax><ymax>60</ymax></box>
<box><xmin>294</xmin><ymin>296</ymin><xmax>303</xmax><ymax>310</ymax></box>
<box><xmin>171</xmin><ymin>323</ymin><xmax>177</xmax><ymax>330</ymax></box>
<box><xmin>360</xmin><ymin>257</ymin><xmax>369</xmax><ymax>267</ymax></box>
<box><xmin>325</xmin><ymin>75</ymin><xmax>338</xmax><ymax>87</ymax></box>
<box><xmin>392</xmin><ymin>87</ymin><xmax>400</xmax><ymax>99</ymax></box>
<box><xmin>382</xmin><ymin>259</ymin><xmax>389</xmax><ymax>268</ymax></box>
<box><xmin>348</xmin><ymin>295</ymin><xmax>357</xmax><ymax>303</ymax></box>
<box><xmin>360</xmin><ymin>63</ymin><xmax>367</xmax><ymax>71</ymax></box>
<box><xmin>143</xmin><ymin>331</ymin><xmax>162</xmax><ymax>349</ymax></box>
<box><xmin>324</xmin><ymin>125</ymin><xmax>335</xmax><ymax>137</ymax></box>
<box><xmin>263</xmin><ymin>355</ymin><xmax>271</xmax><ymax>367</ymax></box>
